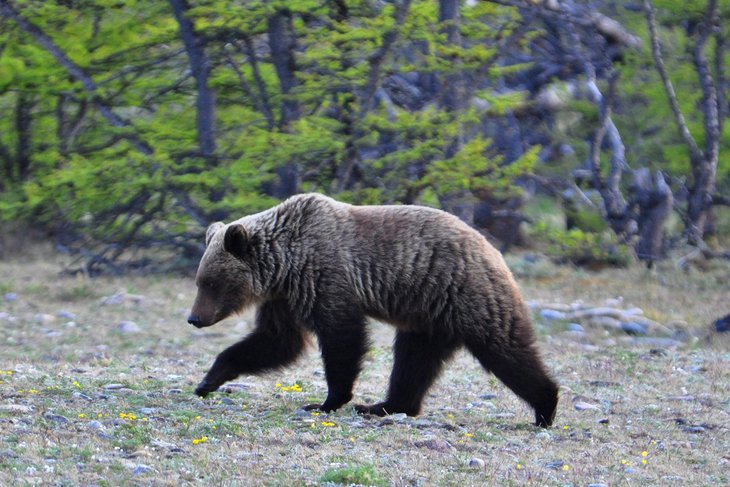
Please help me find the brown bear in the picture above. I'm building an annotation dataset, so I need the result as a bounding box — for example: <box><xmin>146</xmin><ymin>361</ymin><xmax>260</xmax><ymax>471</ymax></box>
<box><xmin>188</xmin><ymin>193</ymin><xmax>558</xmax><ymax>426</ymax></box>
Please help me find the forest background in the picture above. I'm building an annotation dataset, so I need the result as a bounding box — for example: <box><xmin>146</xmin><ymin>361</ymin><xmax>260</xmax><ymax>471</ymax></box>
<box><xmin>1</xmin><ymin>0</ymin><xmax>729</xmax><ymax>273</ymax></box>
<box><xmin>1</xmin><ymin>2</ymin><xmax>729</xmax><ymax>486</ymax></box>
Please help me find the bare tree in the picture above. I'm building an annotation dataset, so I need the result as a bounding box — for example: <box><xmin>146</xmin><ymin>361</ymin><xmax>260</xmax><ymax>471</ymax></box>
<box><xmin>644</xmin><ymin>0</ymin><xmax>722</xmax><ymax>248</ymax></box>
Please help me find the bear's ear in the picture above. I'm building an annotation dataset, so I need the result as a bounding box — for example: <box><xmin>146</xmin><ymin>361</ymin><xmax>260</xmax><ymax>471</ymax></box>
<box><xmin>223</xmin><ymin>224</ymin><xmax>252</xmax><ymax>259</ymax></box>
<box><xmin>205</xmin><ymin>222</ymin><xmax>224</xmax><ymax>247</ymax></box>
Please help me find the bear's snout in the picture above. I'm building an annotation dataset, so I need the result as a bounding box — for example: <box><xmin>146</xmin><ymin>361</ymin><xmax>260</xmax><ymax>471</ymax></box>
<box><xmin>188</xmin><ymin>315</ymin><xmax>203</xmax><ymax>328</ymax></box>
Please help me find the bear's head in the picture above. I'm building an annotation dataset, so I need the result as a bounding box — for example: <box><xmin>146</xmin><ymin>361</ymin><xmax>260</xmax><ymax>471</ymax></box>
<box><xmin>188</xmin><ymin>221</ymin><xmax>263</xmax><ymax>328</ymax></box>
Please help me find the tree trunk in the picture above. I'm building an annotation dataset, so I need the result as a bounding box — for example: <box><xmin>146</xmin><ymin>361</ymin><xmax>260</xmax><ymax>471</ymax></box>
<box><xmin>170</xmin><ymin>0</ymin><xmax>217</xmax><ymax>160</ymax></box>
<box><xmin>633</xmin><ymin>169</ymin><xmax>673</xmax><ymax>266</ymax></box>
<box><xmin>268</xmin><ymin>9</ymin><xmax>300</xmax><ymax>127</ymax></box>
<box><xmin>15</xmin><ymin>91</ymin><xmax>33</xmax><ymax>181</ymax></box>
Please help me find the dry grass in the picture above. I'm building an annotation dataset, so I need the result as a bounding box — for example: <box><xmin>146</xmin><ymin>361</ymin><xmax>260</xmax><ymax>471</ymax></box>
<box><xmin>1</xmin><ymin>248</ymin><xmax>728</xmax><ymax>486</ymax></box>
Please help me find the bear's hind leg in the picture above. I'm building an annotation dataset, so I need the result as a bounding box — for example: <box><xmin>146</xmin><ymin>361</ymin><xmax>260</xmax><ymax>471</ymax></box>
<box><xmin>195</xmin><ymin>300</ymin><xmax>305</xmax><ymax>398</ymax></box>
<box><xmin>305</xmin><ymin>316</ymin><xmax>369</xmax><ymax>413</ymax></box>
<box><xmin>466</xmin><ymin>333</ymin><xmax>558</xmax><ymax>427</ymax></box>
<box><xmin>355</xmin><ymin>331</ymin><xmax>458</xmax><ymax>416</ymax></box>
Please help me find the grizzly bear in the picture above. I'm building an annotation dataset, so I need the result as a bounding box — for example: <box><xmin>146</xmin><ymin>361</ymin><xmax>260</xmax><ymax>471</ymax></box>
<box><xmin>188</xmin><ymin>193</ymin><xmax>558</xmax><ymax>426</ymax></box>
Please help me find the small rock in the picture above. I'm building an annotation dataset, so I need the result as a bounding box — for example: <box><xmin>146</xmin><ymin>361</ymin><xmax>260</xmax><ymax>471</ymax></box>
<box><xmin>0</xmin><ymin>312</ymin><xmax>10</xmax><ymax>320</ymax></box>
<box><xmin>167</xmin><ymin>389</ymin><xmax>183</xmax><ymax>394</ymax></box>
<box><xmin>220</xmin><ymin>397</ymin><xmax>235</xmax><ymax>405</ymax></box>
<box><xmin>588</xmin><ymin>484</ymin><xmax>608</xmax><ymax>487</ymax></box>
<box><xmin>57</xmin><ymin>310</ymin><xmax>76</xmax><ymax>320</ymax></box>
<box><xmin>540</xmin><ymin>309</ymin><xmax>566</xmax><ymax>321</ymax></box>
<box><xmin>86</xmin><ymin>421</ymin><xmax>104</xmax><ymax>430</ymax></box>
<box><xmin>468</xmin><ymin>457</ymin><xmax>485</xmax><ymax>468</ymax></box>
<box><xmin>139</xmin><ymin>408</ymin><xmax>156</xmax><ymax>415</ymax></box>
<box><xmin>293</xmin><ymin>409</ymin><xmax>312</xmax><ymax>419</ymax></box>
<box><xmin>103</xmin><ymin>383</ymin><xmax>125</xmax><ymax>390</ymax></box>
<box><xmin>73</xmin><ymin>392</ymin><xmax>93</xmax><ymax>401</ymax></box>
<box><xmin>116</xmin><ymin>321</ymin><xmax>140</xmax><ymax>334</ymax></box>
<box><xmin>567</xmin><ymin>323</ymin><xmax>584</xmax><ymax>332</ymax></box>
<box><xmin>151</xmin><ymin>439</ymin><xmax>180</xmax><ymax>451</ymax></box>
<box><xmin>544</xmin><ymin>460</ymin><xmax>566</xmax><ymax>470</ymax></box>
<box><xmin>34</xmin><ymin>313</ymin><xmax>56</xmax><ymax>325</ymax></box>
<box><xmin>630</xmin><ymin>337</ymin><xmax>682</xmax><ymax>348</ymax></box>
<box><xmin>480</xmin><ymin>393</ymin><xmax>497</xmax><ymax>400</ymax></box>
<box><xmin>0</xmin><ymin>449</ymin><xmax>19</xmax><ymax>459</ymax></box>
<box><xmin>598</xmin><ymin>418</ymin><xmax>610</xmax><ymax>424</ymax></box>
<box><xmin>621</xmin><ymin>322</ymin><xmax>647</xmax><ymax>335</ymax></box>
<box><xmin>574</xmin><ymin>401</ymin><xmax>600</xmax><ymax>411</ymax></box>
<box><xmin>4</xmin><ymin>293</ymin><xmax>18</xmax><ymax>302</ymax></box>
<box><xmin>132</xmin><ymin>464</ymin><xmax>154</xmax><ymax>476</ymax></box>
<box><xmin>43</xmin><ymin>413</ymin><xmax>70</xmax><ymax>424</ymax></box>
<box><xmin>414</xmin><ymin>438</ymin><xmax>453</xmax><ymax>452</ymax></box>
<box><xmin>413</xmin><ymin>419</ymin><xmax>437</xmax><ymax>429</ymax></box>
<box><xmin>682</xmin><ymin>426</ymin><xmax>705</xmax><ymax>434</ymax></box>
<box><xmin>100</xmin><ymin>292</ymin><xmax>125</xmax><ymax>305</ymax></box>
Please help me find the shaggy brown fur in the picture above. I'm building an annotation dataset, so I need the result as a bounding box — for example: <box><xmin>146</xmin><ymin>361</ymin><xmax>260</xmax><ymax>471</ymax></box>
<box><xmin>189</xmin><ymin>193</ymin><xmax>558</xmax><ymax>426</ymax></box>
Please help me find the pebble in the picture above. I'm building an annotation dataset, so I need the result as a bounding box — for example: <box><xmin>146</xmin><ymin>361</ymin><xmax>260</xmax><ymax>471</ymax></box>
<box><xmin>139</xmin><ymin>408</ymin><xmax>156</xmax><ymax>415</ymax></box>
<box><xmin>4</xmin><ymin>292</ymin><xmax>18</xmax><ymax>302</ymax></box>
<box><xmin>588</xmin><ymin>484</ymin><xmax>608</xmax><ymax>487</ymax></box>
<box><xmin>73</xmin><ymin>392</ymin><xmax>93</xmax><ymax>401</ymax></box>
<box><xmin>100</xmin><ymin>292</ymin><xmax>125</xmax><ymax>305</ymax></box>
<box><xmin>544</xmin><ymin>460</ymin><xmax>566</xmax><ymax>470</ymax></box>
<box><xmin>574</xmin><ymin>401</ymin><xmax>600</xmax><ymax>411</ymax></box>
<box><xmin>151</xmin><ymin>439</ymin><xmax>180</xmax><ymax>451</ymax></box>
<box><xmin>621</xmin><ymin>322</ymin><xmax>647</xmax><ymax>335</ymax></box>
<box><xmin>86</xmin><ymin>421</ymin><xmax>104</xmax><ymax>430</ymax></box>
<box><xmin>413</xmin><ymin>438</ymin><xmax>453</xmax><ymax>452</ymax></box>
<box><xmin>116</xmin><ymin>321</ymin><xmax>141</xmax><ymax>334</ymax></box>
<box><xmin>682</xmin><ymin>426</ymin><xmax>705</xmax><ymax>434</ymax></box>
<box><xmin>34</xmin><ymin>313</ymin><xmax>57</xmax><ymax>325</ymax></box>
<box><xmin>43</xmin><ymin>413</ymin><xmax>70</xmax><ymax>424</ymax></box>
<box><xmin>220</xmin><ymin>397</ymin><xmax>235</xmax><ymax>405</ymax></box>
<box><xmin>567</xmin><ymin>323</ymin><xmax>584</xmax><ymax>332</ymax></box>
<box><xmin>0</xmin><ymin>312</ymin><xmax>10</xmax><ymax>320</ymax></box>
<box><xmin>167</xmin><ymin>389</ymin><xmax>183</xmax><ymax>394</ymax></box>
<box><xmin>630</xmin><ymin>337</ymin><xmax>682</xmax><ymax>348</ymax></box>
<box><xmin>480</xmin><ymin>393</ymin><xmax>497</xmax><ymax>400</ymax></box>
<box><xmin>103</xmin><ymin>383</ymin><xmax>125</xmax><ymax>390</ymax></box>
<box><xmin>540</xmin><ymin>309</ymin><xmax>566</xmax><ymax>321</ymax></box>
<box><xmin>57</xmin><ymin>310</ymin><xmax>76</xmax><ymax>320</ymax></box>
<box><xmin>132</xmin><ymin>464</ymin><xmax>154</xmax><ymax>476</ymax></box>
<box><xmin>468</xmin><ymin>457</ymin><xmax>485</xmax><ymax>468</ymax></box>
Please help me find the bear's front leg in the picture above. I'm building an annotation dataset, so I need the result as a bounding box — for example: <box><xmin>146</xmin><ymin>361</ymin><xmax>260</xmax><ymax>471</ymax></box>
<box><xmin>195</xmin><ymin>301</ymin><xmax>305</xmax><ymax>397</ymax></box>
<box><xmin>303</xmin><ymin>316</ymin><xmax>368</xmax><ymax>413</ymax></box>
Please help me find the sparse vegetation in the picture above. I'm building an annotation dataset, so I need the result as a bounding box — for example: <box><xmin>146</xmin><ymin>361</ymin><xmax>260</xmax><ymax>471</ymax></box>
<box><xmin>1</xmin><ymin>248</ymin><xmax>727</xmax><ymax>485</ymax></box>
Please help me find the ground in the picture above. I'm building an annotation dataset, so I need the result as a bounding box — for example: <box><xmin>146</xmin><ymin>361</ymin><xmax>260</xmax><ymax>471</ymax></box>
<box><xmin>0</xmin><ymin>248</ymin><xmax>728</xmax><ymax>486</ymax></box>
